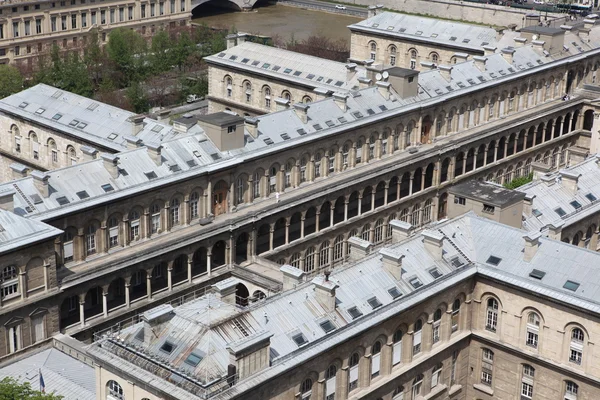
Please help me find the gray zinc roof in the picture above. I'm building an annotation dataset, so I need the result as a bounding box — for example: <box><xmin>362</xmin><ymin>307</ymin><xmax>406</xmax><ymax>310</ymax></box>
<box><xmin>449</xmin><ymin>179</ymin><xmax>526</xmax><ymax>207</ymax></box>
<box><xmin>0</xmin><ymin>207</ymin><xmax>62</xmax><ymax>254</ymax></box>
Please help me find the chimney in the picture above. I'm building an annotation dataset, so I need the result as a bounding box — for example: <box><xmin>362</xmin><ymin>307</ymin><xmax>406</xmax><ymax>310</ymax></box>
<box><xmin>293</xmin><ymin>103</ymin><xmax>309</xmax><ymax>124</ymax></box>
<box><xmin>101</xmin><ymin>153</ymin><xmax>119</xmax><ymax>179</ymax></box>
<box><xmin>124</xmin><ymin>135</ymin><xmax>143</xmax><ymax>150</ymax></box>
<box><xmin>531</xmin><ymin>162</ymin><xmax>551</xmax><ymax>180</ymax></box>
<box><xmin>540</xmin><ymin>174</ymin><xmax>554</xmax><ymax>186</ymax></box>
<box><xmin>523</xmin><ymin>193</ymin><xmax>536</xmax><ymax>216</ymax></box>
<box><xmin>155</xmin><ymin>109</ymin><xmax>170</xmax><ymax>122</ymax></box>
<box><xmin>579</xmin><ymin>28</ymin><xmax>590</xmax><ymax>41</ymax></box>
<box><xmin>333</xmin><ymin>92</ymin><xmax>349</xmax><ymax>112</ymax></box>
<box><xmin>9</xmin><ymin>163</ymin><xmax>28</xmax><ymax>180</ymax></box>
<box><xmin>226</xmin><ymin>33</ymin><xmax>237</xmax><ymax>49</ymax></box>
<box><xmin>130</xmin><ymin>114</ymin><xmax>145</xmax><ymax>136</ymax></box>
<box><xmin>483</xmin><ymin>45</ymin><xmax>497</xmax><ymax>56</ymax></box>
<box><xmin>80</xmin><ymin>146</ymin><xmax>98</xmax><ymax>162</ymax></box>
<box><xmin>379</xmin><ymin>248</ymin><xmax>405</xmax><ymax>280</ymax></box>
<box><xmin>347</xmin><ymin>236</ymin><xmax>372</xmax><ymax>261</ymax></box>
<box><xmin>274</xmin><ymin>97</ymin><xmax>290</xmax><ymax>111</ymax></box>
<box><xmin>473</xmin><ymin>56</ymin><xmax>487</xmax><ymax>72</ymax></box>
<box><xmin>142</xmin><ymin>304</ymin><xmax>174</xmax><ymax>345</ymax></box>
<box><xmin>244</xmin><ymin>117</ymin><xmax>259</xmax><ymax>139</ymax></box>
<box><xmin>312</xmin><ymin>275</ymin><xmax>338</xmax><ymax>312</ymax></box>
<box><xmin>212</xmin><ymin>277</ymin><xmax>239</xmax><ymax>304</ymax></box>
<box><xmin>147</xmin><ymin>143</ymin><xmax>163</xmax><ymax>166</ymax></box>
<box><xmin>523</xmin><ymin>231</ymin><xmax>542</xmax><ymax>262</ymax></box>
<box><xmin>559</xmin><ymin>170</ymin><xmax>581</xmax><ymax>195</ymax></box>
<box><xmin>227</xmin><ymin>331</ymin><xmax>273</xmax><ymax>380</ymax></box>
<box><xmin>584</xmin><ymin>18</ymin><xmax>596</xmax><ymax>30</ymax></box>
<box><xmin>31</xmin><ymin>170</ymin><xmax>49</xmax><ymax>198</ymax></box>
<box><xmin>346</xmin><ymin>63</ymin><xmax>357</xmax><ymax>81</ymax></box>
<box><xmin>439</xmin><ymin>65</ymin><xmax>453</xmax><ymax>82</ymax></box>
<box><xmin>358</xmin><ymin>77</ymin><xmax>372</xmax><ymax>89</ymax></box>
<box><xmin>313</xmin><ymin>87</ymin><xmax>331</xmax><ymax>101</ymax></box>
<box><xmin>237</xmin><ymin>33</ymin><xmax>247</xmax><ymax>44</ymax></box>
<box><xmin>532</xmin><ymin>40</ymin><xmax>545</xmax><ymax>51</ymax></box>
<box><xmin>390</xmin><ymin>220</ymin><xmax>413</xmax><ymax>243</ymax></box>
<box><xmin>376</xmin><ymin>81</ymin><xmax>391</xmax><ymax>100</ymax></box>
<box><xmin>422</xmin><ymin>230</ymin><xmax>445</xmax><ymax>261</ymax></box>
<box><xmin>280</xmin><ymin>264</ymin><xmax>305</xmax><ymax>291</ymax></box>
<box><xmin>0</xmin><ymin>189</ymin><xmax>15</xmax><ymax>212</ymax></box>
<box><xmin>453</xmin><ymin>52</ymin><xmax>469</xmax><ymax>63</ymax></box>
<box><xmin>548</xmin><ymin>220</ymin><xmax>564</xmax><ymax>240</ymax></box>
<box><xmin>367</xmin><ymin>4</ymin><xmax>377</xmax><ymax>18</ymax></box>
<box><xmin>514</xmin><ymin>37</ymin><xmax>527</xmax><ymax>47</ymax></box>
<box><xmin>501</xmin><ymin>48</ymin><xmax>515</xmax><ymax>64</ymax></box>
<box><xmin>419</xmin><ymin>61</ymin><xmax>436</xmax><ymax>70</ymax></box>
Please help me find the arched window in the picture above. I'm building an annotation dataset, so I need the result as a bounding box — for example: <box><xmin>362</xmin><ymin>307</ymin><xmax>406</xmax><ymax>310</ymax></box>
<box><xmin>526</xmin><ymin>312</ymin><xmax>540</xmax><ymax>349</ymax></box>
<box><xmin>325</xmin><ymin>365</ymin><xmax>337</xmax><ymax>400</ymax></box>
<box><xmin>108</xmin><ymin>216</ymin><xmax>119</xmax><ymax>248</ymax></box>
<box><xmin>129</xmin><ymin>210</ymin><xmax>141</xmax><ymax>241</ymax></box>
<box><xmin>86</xmin><ymin>223</ymin><xmax>98</xmax><ymax>255</ymax></box>
<box><xmin>412</xmin><ymin>374</ymin><xmax>423</xmax><ymax>398</ymax></box>
<box><xmin>371</xmin><ymin>341</ymin><xmax>382</xmax><ymax>377</ymax></box>
<box><xmin>107</xmin><ymin>380</ymin><xmax>124</xmax><ymax>400</ymax></box>
<box><xmin>361</xmin><ymin>224</ymin><xmax>370</xmax><ymax>241</ymax></box>
<box><xmin>244</xmin><ymin>81</ymin><xmax>252</xmax><ymax>103</ymax></box>
<box><xmin>481</xmin><ymin>348</ymin><xmax>494</xmax><ymax>386</ymax></box>
<box><xmin>314</xmin><ymin>153</ymin><xmax>322</xmax><ymax>178</ymax></box>
<box><xmin>282</xmin><ymin>91</ymin><xmax>292</xmax><ymax>103</ymax></box>
<box><xmin>11</xmin><ymin>125</ymin><xmax>21</xmax><ymax>153</ymax></box>
<box><xmin>190</xmin><ymin>192</ymin><xmax>200</xmax><ymax>218</ymax></box>
<box><xmin>451</xmin><ymin>299</ymin><xmax>460</xmax><ymax>332</ymax></box>
<box><xmin>263</xmin><ymin>86</ymin><xmax>271</xmax><ymax>109</ymax></box>
<box><xmin>374</xmin><ymin>219</ymin><xmax>384</xmax><ymax>243</ymax></box>
<box><xmin>302</xmin><ymin>96</ymin><xmax>312</xmax><ymax>104</ymax></box>
<box><xmin>333</xmin><ymin>235</ymin><xmax>344</xmax><ymax>262</ymax></box>
<box><xmin>432</xmin><ymin>309</ymin><xmax>442</xmax><ymax>344</ymax></box>
<box><xmin>521</xmin><ymin>364</ymin><xmax>535</xmax><ymax>399</ymax></box>
<box><xmin>369</xmin><ymin>41</ymin><xmax>377</xmax><ymax>60</ymax></box>
<box><xmin>409</xmin><ymin>49</ymin><xmax>418</xmax><ymax>69</ymax></box>
<box><xmin>253</xmin><ymin>171</ymin><xmax>261</xmax><ymax>199</ymax></box>
<box><xmin>413</xmin><ymin>319</ymin><xmax>423</xmax><ymax>355</ymax></box>
<box><xmin>318</xmin><ymin>241</ymin><xmax>330</xmax><ymax>267</ymax></box>
<box><xmin>300</xmin><ymin>378</ymin><xmax>312</xmax><ymax>399</ymax></box>
<box><xmin>348</xmin><ymin>352</ymin><xmax>360</xmax><ymax>392</ymax></box>
<box><xmin>569</xmin><ymin>327</ymin><xmax>584</xmax><ymax>365</ymax></box>
<box><xmin>170</xmin><ymin>198</ymin><xmax>180</xmax><ymax>227</ymax></box>
<box><xmin>389</xmin><ymin>45</ymin><xmax>397</xmax><ymax>66</ymax></box>
<box><xmin>300</xmin><ymin>157</ymin><xmax>308</xmax><ymax>183</ymax></box>
<box><xmin>225</xmin><ymin>75</ymin><xmax>233</xmax><ymax>98</ymax></box>
<box><xmin>392</xmin><ymin>329</ymin><xmax>402</xmax><ymax>365</ymax></box>
<box><xmin>486</xmin><ymin>298</ymin><xmax>498</xmax><ymax>332</ymax></box>
<box><xmin>1</xmin><ymin>266</ymin><xmax>19</xmax><ymax>299</ymax></box>
<box><xmin>355</xmin><ymin>139</ymin><xmax>363</xmax><ymax>164</ymax></box>
<box><xmin>151</xmin><ymin>203</ymin><xmax>161</xmax><ymax>234</ymax></box>
<box><xmin>67</xmin><ymin>146</ymin><xmax>77</xmax><ymax>165</ymax></box>
<box><xmin>431</xmin><ymin>362</ymin><xmax>443</xmax><ymax>388</ymax></box>
<box><xmin>304</xmin><ymin>247</ymin><xmax>315</xmax><ymax>272</ymax></box>
<box><xmin>430</xmin><ymin>52</ymin><xmax>439</xmax><ymax>64</ymax></box>
<box><xmin>565</xmin><ymin>381</ymin><xmax>579</xmax><ymax>398</ymax></box>
<box><xmin>392</xmin><ymin>386</ymin><xmax>404</xmax><ymax>400</ymax></box>
<box><xmin>290</xmin><ymin>252</ymin><xmax>301</xmax><ymax>269</ymax></box>
<box><xmin>30</xmin><ymin>132</ymin><xmax>40</xmax><ymax>160</ymax></box>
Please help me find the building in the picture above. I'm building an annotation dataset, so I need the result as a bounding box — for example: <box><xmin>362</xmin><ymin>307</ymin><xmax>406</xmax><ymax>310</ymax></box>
<box><xmin>0</xmin><ymin>0</ymin><xmax>191</xmax><ymax>66</ymax></box>
<box><xmin>0</xmin><ymin>10</ymin><xmax>600</xmax><ymax>365</ymax></box>
<box><xmin>88</xmin><ymin>211</ymin><xmax>600</xmax><ymax>400</ymax></box>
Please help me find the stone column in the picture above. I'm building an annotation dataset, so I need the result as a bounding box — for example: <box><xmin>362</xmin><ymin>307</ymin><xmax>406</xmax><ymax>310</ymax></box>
<box><xmin>330</xmin><ymin>204</ymin><xmax>335</xmax><ymax>227</ymax></box>
<box><xmin>591</xmin><ymin>231</ymin><xmax>599</xmax><ymax>252</ymax></box>
<box><xmin>285</xmin><ymin>220</ymin><xmax>290</xmax><ymax>245</ymax></box>
<box><xmin>187</xmin><ymin>256</ymin><xmax>193</xmax><ymax>283</ymax></box>
<box><xmin>102</xmin><ymin>285</ymin><xmax>109</xmax><ymax>318</ymax></box>
<box><xmin>124</xmin><ymin>276</ymin><xmax>131</xmax><ymax>309</ymax></box>
<box><xmin>483</xmin><ymin>146</ymin><xmax>489</xmax><ymax>167</ymax></box>
<box><xmin>357</xmin><ymin>195</ymin><xmax>362</xmax><ymax>215</ymax></box>
<box><xmin>315</xmin><ymin>211</ymin><xmax>320</xmax><ymax>232</ymax></box>
<box><xmin>75</xmin><ymin>228</ymin><xmax>85</xmax><ymax>262</ymax></box>
<box><xmin>146</xmin><ymin>268</ymin><xmax>153</xmax><ymax>300</ymax></box>
<box><xmin>269</xmin><ymin>225</ymin><xmax>274</xmax><ymax>251</ymax></box>
<box><xmin>339</xmin><ymin>365</ymin><xmax>349</xmax><ymax>399</ymax></box>
<box><xmin>207</xmin><ymin>249</ymin><xmax>212</xmax><ymax>276</ymax></box>
<box><xmin>409</xmin><ymin>174</ymin><xmax>414</xmax><ymax>196</ymax></box>
<box><xmin>99</xmin><ymin>224</ymin><xmax>108</xmax><ymax>254</ymax></box>
<box><xmin>381</xmin><ymin>340</ymin><xmax>393</xmax><ymax>376</ymax></box>
<box><xmin>19</xmin><ymin>269</ymin><xmax>27</xmax><ymax>300</ymax></box>
<box><xmin>167</xmin><ymin>261</ymin><xmax>174</xmax><ymax>291</ymax></box>
<box><xmin>79</xmin><ymin>293</ymin><xmax>86</xmax><ymax>328</ymax></box>
<box><xmin>183</xmin><ymin>194</ymin><xmax>191</xmax><ymax>226</ymax></box>
<box><xmin>371</xmin><ymin>188</ymin><xmax>375</xmax><ymax>210</ymax></box>
<box><xmin>384</xmin><ymin>183</ymin><xmax>389</xmax><ymax>206</ymax></box>
<box><xmin>300</xmin><ymin>216</ymin><xmax>305</xmax><ymax>238</ymax></box>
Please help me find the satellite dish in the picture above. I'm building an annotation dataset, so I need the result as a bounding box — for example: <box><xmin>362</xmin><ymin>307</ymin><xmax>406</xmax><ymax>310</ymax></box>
<box><xmin>375</xmin><ymin>73</ymin><xmax>383</xmax><ymax>81</ymax></box>
<box><xmin>532</xmin><ymin>34</ymin><xmax>538</xmax><ymax>41</ymax></box>
<box><xmin>382</xmin><ymin>71</ymin><xmax>390</xmax><ymax>80</ymax></box>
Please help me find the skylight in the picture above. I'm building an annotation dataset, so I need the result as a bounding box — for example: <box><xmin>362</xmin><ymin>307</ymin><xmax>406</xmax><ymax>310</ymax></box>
<box><xmin>347</xmin><ymin>306</ymin><xmax>363</xmax><ymax>319</ymax></box>
<box><xmin>529</xmin><ymin>269</ymin><xmax>546</xmax><ymax>280</ymax></box>
<box><xmin>35</xmin><ymin>108</ymin><xmax>45</xmax><ymax>114</ymax></box>
<box><xmin>555</xmin><ymin>207</ymin><xmax>566</xmax><ymax>217</ymax></box>
<box><xmin>293</xmin><ymin>71</ymin><xmax>302</xmax><ymax>76</ymax></box>
<box><xmin>18</xmin><ymin>102</ymin><xmax>28</xmax><ymax>109</ymax></box>
<box><xmin>52</xmin><ymin>113</ymin><xmax>62</xmax><ymax>120</ymax></box>
<box><xmin>352</xmin><ymin>111</ymin><xmax>363</xmax><ymax>119</ymax></box>
<box><xmin>30</xmin><ymin>194</ymin><xmax>43</xmax><ymax>204</ymax></box>
<box><xmin>170</xmin><ymin>164</ymin><xmax>182</xmax><ymax>172</ymax></box>
<box><xmin>563</xmin><ymin>280</ymin><xmax>580</xmax><ymax>292</ymax></box>
<box><xmin>69</xmin><ymin>119</ymin><xmax>79</xmax><ymax>126</ymax></box>
<box><xmin>486</xmin><ymin>255</ymin><xmax>502</xmax><ymax>266</ymax></box>
<box><xmin>366</xmin><ymin>108</ymin><xmax>375</xmax><ymax>115</ymax></box>
<box><xmin>306</xmin><ymin>74</ymin><xmax>315</xmax><ymax>80</ymax></box>
<box><xmin>388</xmin><ymin>287</ymin><xmax>402</xmax><ymax>299</ymax></box>
<box><xmin>367</xmin><ymin>297</ymin><xmax>382</xmax><ymax>309</ymax></box>
<box><xmin>145</xmin><ymin>171</ymin><xmax>158</xmax><ymax>180</ymax></box>
<box><xmin>211</xmin><ymin>153</ymin><xmax>222</xmax><ymax>160</ymax></box>
<box><xmin>262</xmin><ymin>63</ymin><xmax>270</xmax><ymax>69</ymax></box>
<box><xmin>379</xmin><ymin>105</ymin><xmax>388</xmax><ymax>111</ymax></box>
<box><xmin>292</xmin><ymin>333</ymin><xmax>308</xmax><ymax>347</ymax></box>
<box><xmin>241</xmin><ymin>58</ymin><xmax>249</xmax><ymax>63</ymax></box>
<box><xmin>532</xmin><ymin>209</ymin><xmax>542</xmax><ymax>217</ymax></box>
<box><xmin>320</xmin><ymin>320</ymin><xmax>335</xmax><ymax>333</ymax></box>
<box><xmin>297</xmin><ymin>128</ymin><xmax>306</xmax><ymax>136</ymax></box>
<box><xmin>263</xmin><ymin>138</ymin><xmax>274</xmax><ymax>145</ymax></box>
<box><xmin>77</xmin><ymin>122</ymin><xmax>87</xmax><ymax>129</ymax></box>
<box><xmin>280</xmin><ymin>133</ymin><xmax>290</xmax><ymax>140</ymax></box>
<box><xmin>184</xmin><ymin>352</ymin><xmax>203</xmax><ymax>367</ymax></box>
<box><xmin>229</xmin><ymin>55</ymin><xmax>237</xmax><ymax>60</ymax></box>
<box><xmin>272</xmin><ymin>66</ymin><xmax>281</xmax><ymax>71</ymax></box>
<box><xmin>313</xmin><ymin>124</ymin><xmax>323</xmax><ymax>131</ymax></box>
<box><xmin>251</xmin><ymin>60</ymin><xmax>260</xmax><ymax>66</ymax></box>
<box><xmin>151</xmin><ymin>125</ymin><xmax>164</xmax><ymax>133</ymax></box>
<box><xmin>325</xmin><ymin>120</ymin><xmax>335</xmax><ymax>128</ymax></box>
<box><xmin>76</xmin><ymin>190</ymin><xmax>89</xmax><ymax>199</ymax></box>
<box><xmin>586</xmin><ymin>193</ymin><xmax>597</xmax><ymax>202</ymax></box>
<box><xmin>409</xmin><ymin>277</ymin><xmax>423</xmax><ymax>289</ymax></box>
<box><xmin>160</xmin><ymin>341</ymin><xmax>175</xmax><ymax>354</ymax></box>
<box><xmin>101</xmin><ymin>183</ymin><xmax>114</xmax><ymax>192</ymax></box>
<box><xmin>56</xmin><ymin>196</ymin><xmax>70</xmax><ymax>205</ymax></box>
<box><xmin>107</xmin><ymin>133</ymin><xmax>118</xmax><ymax>140</ymax></box>
<box><xmin>570</xmin><ymin>200</ymin><xmax>582</xmax><ymax>209</ymax></box>
<box><xmin>87</xmin><ymin>102</ymin><xmax>99</xmax><ymax>111</ymax></box>
<box><xmin>283</xmin><ymin>68</ymin><xmax>292</xmax><ymax>74</ymax></box>
<box><xmin>186</xmin><ymin>160</ymin><xmax>197</xmax><ymax>168</ymax></box>
<box><xmin>193</xmin><ymin>150</ymin><xmax>201</xmax><ymax>158</ymax></box>
<box><xmin>429</xmin><ymin>268</ymin><xmax>442</xmax><ymax>279</ymax></box>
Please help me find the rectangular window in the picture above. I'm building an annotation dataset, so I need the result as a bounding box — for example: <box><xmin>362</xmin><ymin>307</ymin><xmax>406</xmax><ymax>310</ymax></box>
<box><xmin>100</xmin><ymin>10</ymin><xmax>106</xmax><ymax>24</ymax></box>
<box><xmin>24</xmin><ymin>20</ymin><xmax>30</xmax><ymax>36</ymax></box>
<box><xmin>170</xmin><ymin>0</ymin><xmax>175</xmax><ymax>12</ymax></box>
<box><xmin>32</xmin><ymin>316</ymin><xmax>45</xmax><ymax>343</ymax></box>
<box><xmin>151</xmin><ymin>3</ymin><xmax>155</xmax><ymax>16</ymax></box>
<box><xmin>64</xmin><ymin>240</ymin><xmax>74</xmax><ymax>262</ymax></box>
<box><xmin>12</xmin><ymin>21</ymin><xmax>19</xmax><ymax>37</ymax></box>
<box><xmin>159</xmin><ymin>1</ymin><xmax>164</xmax><ymax>15</ymax></box>
<box><xmin>109</xmin><ymin>225</ymin><xmax>119</xmax><ymax>247</ymax></box>
<box><xmin>481</xmin><ymin>369</ymin><xmax>492</xmax><ymax>385</ymax></box>
<box><xmin>181</xmin><ymin>0</ymin><xmax>185</xmax><ymax>11</ymax></box>
<box><xmin>348</xmin><ymin>364</ymin><xmax>358</xmax><ymax>392</ymax></box>
<box><xmin>0</xmin><ymin>24</ymin><xmax>4</xmax><ymax>40</ymax></box>
<box><xmin>141</xmin><ymin>4</ymin><xmax>146</xmax><ymax>18</ymax></box>
<box><xmin>86</xmin><ymin>233</ymin><xmax>96</xmax><ymax>254</ymax></box>
<box><xmin>36</xmin><ymin>19</ymin><xmax>42</xmax><ymax>34</ymax></box>
<box><xmin>128</xmin><ymin>6</ymin><xmax>133</xmax><ymax>19</ymax></box>
<box><xmin>71</xmin><ymin>14</ymin><xmax>77</xmax><ymax>29</ymax></box>
<box><xmin>91</xmin><ymin>11</ymin><xmax>96</xmax><ymax>25</ymax></box>
<box><xmin>110</xmin><ymin>9</ymin><xmax>115</xmax><ymax>23</ymax></box>
<box><xmin>81</xmin><ymin>13</ymin><xmax>87</xmax><ymax>28</ymax></box>
<box><xmin>454</xmin><ymin>196</ymin><xmax>466</xmax><ymax>205</ymax></box>
<box><xmin>483</xmin><ymin>204</ymin><xmax>495</xmax><ymax>214</ymax></box>
<box><xmin>521</xmin><ymin>382</ymin><xmax>533</xmax><ymax>399</ymax></box>
<box><xmin>8</xmin><ymin>325</ymin><xmax>21</xmax><ymax>353</ymax></box>
<box><xmin>61</xmin><ymin>15</ymin><xmax>67</xmax><ymax>30</ymax></box>
<box><xmin>119</xmin><ymin>7</ymin><xmax>124</xmax><ymax>21</ymax></box>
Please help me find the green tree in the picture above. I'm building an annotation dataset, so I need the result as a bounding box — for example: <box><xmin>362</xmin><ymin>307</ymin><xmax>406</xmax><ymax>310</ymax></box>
<box><xmin>0</xmin><ymin>377</ymin><xmax>63</xmax><ymax>400</ymax></box>
<box><xmin>503</xmin><ymin>173</ymin><xmax>534</xmax><ymax>189</ymax></box>
<box><xmin>172</xmin><ymin>31</ymin><xmax>195</xmax><ymax>71</ymax></box>
<box><xmin>84</xmin><ymin>28</ymin><xmax>105</xmax><ymax>86</ymax></box>
<box><xmin>126</xmin><ymin>81</ymin><xmax>149</xmax><ymax>113</ymax></box>
<box><xmin>0</xmin><ymin>65</ymin><xmax>23</xmax><ymax>99</ymax></box>
<box><xmin>62</xmin><ymin>52</ymin><xmax>93</xmax><ymax>97</ymax></box>
<box><xmin>150</xmin><ymin>30</ymin><xmax>174</xmax><ymax>74</ymax></box>
<box><xmin>106</xmin><ymin>28</ymin><xmax>148</xmax><ymax>86</ymax></box>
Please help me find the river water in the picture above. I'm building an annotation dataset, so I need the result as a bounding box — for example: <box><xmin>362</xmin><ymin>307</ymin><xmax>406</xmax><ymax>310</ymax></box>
<box><xmin>192</xmin><ymin>3</ymin><xmax>361</xmax><ymax>43</ymax></box>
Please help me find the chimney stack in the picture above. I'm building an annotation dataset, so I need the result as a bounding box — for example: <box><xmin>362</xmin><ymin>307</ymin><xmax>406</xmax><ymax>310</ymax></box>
<box><xmin>367</xmin><ymin>5</ymin><xmax>377</xmax><ymax>18</ymax></box>
<box><xmin>333</xmin><ymin>92</ymin><xmax>349</xmax><ymax>112</ymax></box>
<box><xmin>155</xmin><ymin>109</ymin><xmax>170</xmax><ymax>123</ymax></box>
<box><xmin>422</xmin><ymin>230</ymin><xmax>445</xmax><ymax>261</ymax></box>
<box><xmin>237</xmin><ymin>33</ymin><xmax>247</xmax><ymax>44</ymax></box>
<box><xmin>358</xmin><ymin>77</ymin><xmax>372</xmax><ymax>89</ymax></box>
<box><xmin>532</xmin><ymin>40</ymin><xmax>545</xmax><ymax>51</ymax></box>
<box><xmin>275</xmin><ymin>98</ymin><xmax>290</xmax><ymax>112</ymax></box>
<box><xmin>212</xmin><ymin>277</ymin><xmax>239</xmax><ymax>304</ymax></box>
<box><xmin>346</xmin><ymin>63</ymin><xmax>358</xmax><ymax>81</ymax></box>
<box><xmin>31</xmin><ymin>170</ymin><xmax>50</xmax><ymax>198</ymax></box>
<box><xmin>245</xmin><ymin>117</ymin><xmax>259</xmax><ymax>139</ymax></box>
<box><xmin>80</xmin><ymin>146</ymin><xmax>98</xmax><ymax>162</ymax></box>
<box><xmin>376</xmin><ymin>81</ymin><xmax>392</xmax><ymax>100</ymax></box>
<box><xmin>501</xmin><ymin>48</ymin><xmax>515</xmax><ymax>64</ymax></box>
<box><xmin>101</xmin><ymin>154</ymin><xmax>120</xmax><ymax>179</ymax></box>
<box><xmin>523</xmin><ymin>231</ymin><xmax>542</xmax><ymax>262</ymax></box>
<box><xmin>280</xmin><ymin>264</ymin><xmax>305</xmax><ymax>291</ymax></box>
<box><xmin>531</xmin><ymin>162</ymin><xmax>551</xmax><ymax>180</ymax></box>
<box><xmin>313</xmin><ymin>87</ymin><xmax>331</xmax><ymax>101</ymax></box>
<box><xmin>559</xmin><ymin>170</ymin><xmax>581</xmax><ymax>195</ymax></box>
<box><xmin>347</xmin><ymin>236</ymin><xmax>372</xmax><ymax>261</ymax></box>
<box><xmin>379</xmin><ymin>248</ymin><xmax>405</xmax><ymax>280</ymax></box>
<box><xmin>293</xmin><ymin>103</ymin><xmax>310</xmax><ymax>124</ymax></box>
<box><xmin>473</xmin><ymin>56</ymin><xmax>487</xmax><ymax>72</ymax></box>
<box><xmin>0</xmin><ymin>189</ymin><xmax>15</xmax><ymax>212</ymax></box>
<box><xmin>130</xmin><ymin>114</ymin><xmax>145</xmax><ymax>136</ymax></box>
<box><xmin>312</xmin><ymin>275</ymin><xmax>338</xmax><ymax>312</ymax></box>
<box><xmin>548</xmin><ymin>220</ymin><xmax>564</xmax><ymax>240</ymax></box>
<box><xmin>227</xmin><ymin>331</ymin><xmax>273</xmax><ymax>380</ymax></box>
<box><xmin>10</xmin><ymin>163</ymin><xmax>28</xmax><ymax>180</ymax></box>
<box><xmin>483</xmin><ymin>45</ymin><xmax>497</xmax><ymax>56</ymax></box>
<box><xmin>124</xmin><ymin>135</ymin><xmax>143</xmax><ymax>150</ymax></box>
<box><xmin>226</xmin><ymin>33</ymin><xmax>237</xmax><ymax>49</ymax></box>
<box><xmin>147</xmin><ymin>143</ymin><xmax>163</xmax><ymax>166</ymax></box>
<box><xmin>514</xmin><ymin>37</ymin><xmax>527</xmax><ymax>47</ymax></box>
<box><xmin>390</xmin><ymin>220</ymin><xmax>413</xmax><ymax>243</ymax></box>
<box><xmin>439</xmin><ymin>65</ymin><xmax>453</xmax><ymax>82</ymax></box>
<box><xmin>523</xmin><ymin>193</ymin><xmax>536</xmax><ymax>216</ymax></box>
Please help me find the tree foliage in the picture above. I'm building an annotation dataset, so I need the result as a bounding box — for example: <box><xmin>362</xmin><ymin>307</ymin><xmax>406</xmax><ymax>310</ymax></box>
<box><xmin>0</xmin><ymin>377</ymin><xmax>63</xmax><ymax>400</ymax></box>
<box><xmin>503</xmin><ymin>173</ymin><xmax>534</xmax><ymax>189</ymax></box>
<box><xmin>0</xmin><ymin>65</ymin><xmax>23</xmax><ymax>99</ymax></box>
<box><xmin>106</xmin><ymin>28</ymin><xmax>148</xmax><ymax>86</ymax></box>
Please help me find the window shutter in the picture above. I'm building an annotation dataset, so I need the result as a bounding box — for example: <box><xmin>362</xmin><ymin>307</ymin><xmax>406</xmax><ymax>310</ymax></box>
<box><xmin>431</xmin><ymin>371</ymin><xmax>439</xmax><ymax>387</ymax></box>
<box><xmin>32</xmin><ymin>141</ymin><xmax>39</xmax><ymax>152</ymax></box>
<box><xmin>371</xmin><ymin>353</ymin><xmax>381</xmax><ymax>375</ymax></box>
<box><xmin>570</xmin><ymin>341</ymin><xmax>583</xmax><ymax>352</ymax></box>
<box><xmin>414</xmin><ymin>330</ymin><xmax>422</xmax><ymax>346</ymax></box>
<box><xmin>109</xmin><ymin>225</ymin><xmax>119</xmax><ymax>238</ymax></box>
<box><xmin>64</xmin><ymin>241</ymin><xmax>74</xmax><ymax>259</ymax></box>
<box><xmin>131</xmin><ymin>219</ymin><xmax>140</xmax><ymax>228</ymax></box>
<box><xmin>393</xmin><ymin>341</ymin><xmax>402</xmax><ymax>364</ymax></box>
<box><xmin>325</xmin><ymin>377</ymin><xmax>336</xmax><ymax>396</ymax></box>
<box><xmin>349</xmin><ymin>365</ymin><xmax>358</xmax><ymax>382</ymax></box>
<box><xmin>33</xmin><ymin>316</ymin><xmax>44</xmax><ymax>342</ymax></box>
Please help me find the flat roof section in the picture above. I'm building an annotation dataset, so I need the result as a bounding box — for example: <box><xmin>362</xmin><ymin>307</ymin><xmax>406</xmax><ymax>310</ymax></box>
<box><xmin>449</xmin><ymin>180</ymin><xmax>526</xmax><ymax>207</ymax></box>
